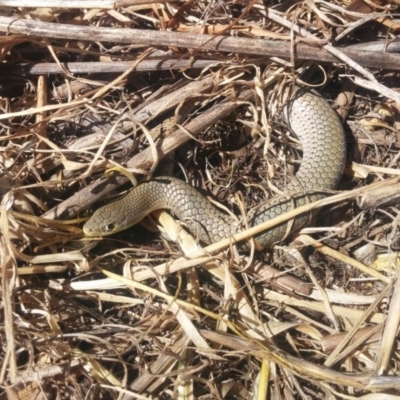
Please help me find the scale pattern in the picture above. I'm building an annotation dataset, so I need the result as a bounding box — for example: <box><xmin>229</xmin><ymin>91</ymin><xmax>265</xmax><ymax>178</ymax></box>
<box><xmin>83</xmin><ymin>88</ymin><xmax>347</xmax><ymax>248</ymax></box>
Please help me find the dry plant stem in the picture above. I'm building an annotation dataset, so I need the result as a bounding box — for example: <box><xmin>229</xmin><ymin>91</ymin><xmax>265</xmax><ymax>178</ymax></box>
<box><xmin>96</xmin><ymin>386</ymin><xmax>149</xmax><ymax>400</ymax></box>
<box><xmin>309</xmin><ymin>287</ymin><xmax>376</xmax><ymax>305</ymax></box>
<box><xmin>266</xmin><ymin>8</ymin><xmax>400</xmax><ymax>103</ymax></box>
<box><xmin>36</xmin><ymin>75</ymin><xmax>49</xmax><ymax>172</ymax></box>
<box><xmin>126</xmin><ymin>75</ymin><xmax>214</xmax><ymax>130</ymax></box>
<box><xmin>117</xmin><ymin>0</ymin><xmax>182</xmax><ymax>4</ymax></box>
<box><xmin>375</xmin><ymin>267</ymin><xmax>400</xmax><ymax>375</ymax></box>
<box><xmin>0</xmin><ymin>0</ymin><xmax>180</xmax><ymax>6</ymax></box>
<box><xmin>0</xmin><ymin>238</ymin><xmax>17</xmax><ymax>384</ymax></box>
<box><xmin>366</xmin><ymin>376</ymin><xmax>400</xmax><ymax>392</ymax></box>
<box><xmin>251</xmin><ymin>260</ymin><xmax>312</xmax><ymax>296</ymax></box>
<box><xmin>122</xmin><ymin>335</ymin><xmax>191</xmax><ymax>398</ymax></box>
<box><xmin>351</xmin><ymin>162</ymin><xmax>400</xmax><ymax>178</ymax></box>
<box><xmin>199</xmin><ymin>330</ymin><xmax>371</xmax><ymax>389</ymax></box>
<box><xmin>266</xmin><ymin>290</ymin><xmax>386</xmax><ymax>325</ymax></box>
<box><xmin>324</xmin><ymin>285</ymin><xmax>391</xmax><ymax>367</ymax></box>
<box><xmin>357</xmin><ymin>183</ymin><xmax>400</xmax><ymax>210</ymax></box>
<box><xmin>42</xmin><ymin>87</ymin><xmax>254</xmax><ymax>220</ymax></box>
<box><xmin>1</xmin><ymin>0</ymin><xmax>116</xmax><ymax>6</ymax></box>
<box><xmin>13</xmin><ymin>360</ymin><xmax>82</xmax><ymax>389</ymax></box>
<box><xmin>298</xmin><ymin>234</ymin><xmax>389</xmax><ymax>283</ymax></box>
<box><xmin>16</xmin><ymin>265</ymin><xmax>68</xmax><ymax>275</ymax></box>
<box><xmin>324</xmin><ymin>324</ymin><xmax>384</xmax><ymax>363</ymax></box>
<box><xmin>36</xmin><ymin>75</ymin><xmax>47</xmax><ymax>136</ymax></box>
<box><xmin>353</xmin><ymin>76</ymin><xmax>400</xmax><ymax>104</ymax></box>
<box><xmin>0</xmin><ymin>59</ymin><xmax>224</xmax><ymax>75</ymax></box>
<box><xmin>334</xmin><ymin>15</ymin><xmax>381</xmax><ymax>42</ymax></box>
<box><xmin>320</xmin><ymin>324</ymin><xmax>384</xmax><ymax>353</ymax></box>
<box><xmin>125</xmin><ymin>252</ymin><xmax>310</xmax><ymax>296</ymax></box>
<box><xmin>1</xmin><ymin>16</ymin><xmax>400</xmax><ymax>71</ymax></box>
<box><xmin>3</xmin><ymin>39</ymin><xmax>398</xmax><ymax>76</ymax></box>
<box><xmin>347</xmin><ymin>41</ymin><xmax>400</xmax><ymax>52</ymax></box>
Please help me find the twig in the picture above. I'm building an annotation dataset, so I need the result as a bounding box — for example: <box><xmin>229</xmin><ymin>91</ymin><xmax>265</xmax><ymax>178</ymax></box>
<box><xmin>1</xmin><ymin>16</ymin><xmax>400</xmax><ymax>71</ymax></box>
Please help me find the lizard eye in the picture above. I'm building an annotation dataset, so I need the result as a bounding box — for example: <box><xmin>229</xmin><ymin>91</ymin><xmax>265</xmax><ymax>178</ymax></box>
<box><xmin>105</xmin><ymin>223</ymin><xmax>115</xmax><ymax>232</ymax></box>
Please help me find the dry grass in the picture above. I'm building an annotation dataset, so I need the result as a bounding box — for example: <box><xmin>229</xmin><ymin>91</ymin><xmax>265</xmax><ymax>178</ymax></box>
<box><xmin>1</xmin><ymin>1</ymin><xmax>400</xmax><ymax>399</ymax></box>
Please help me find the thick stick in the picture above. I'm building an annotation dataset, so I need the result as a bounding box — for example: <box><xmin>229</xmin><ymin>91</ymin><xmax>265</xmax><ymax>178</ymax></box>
<box><xmin>1</xmin><ymin>16</ymin><xmax>400</xmax><ymax>70</ymax></box>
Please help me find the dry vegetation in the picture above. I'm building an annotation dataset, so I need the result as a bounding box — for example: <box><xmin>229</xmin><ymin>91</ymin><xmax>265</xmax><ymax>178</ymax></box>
<box><xmin>1</xmin><ymin>0</ymin><xmax>400</xmax><ymax>399</ymax></box>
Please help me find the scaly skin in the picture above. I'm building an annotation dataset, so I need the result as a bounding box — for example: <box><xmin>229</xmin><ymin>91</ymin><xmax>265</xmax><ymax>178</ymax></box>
<box><xmin>83</xmin><ymin>88</ymin><xmax>347</xmax><ymax>248</ymax></box>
